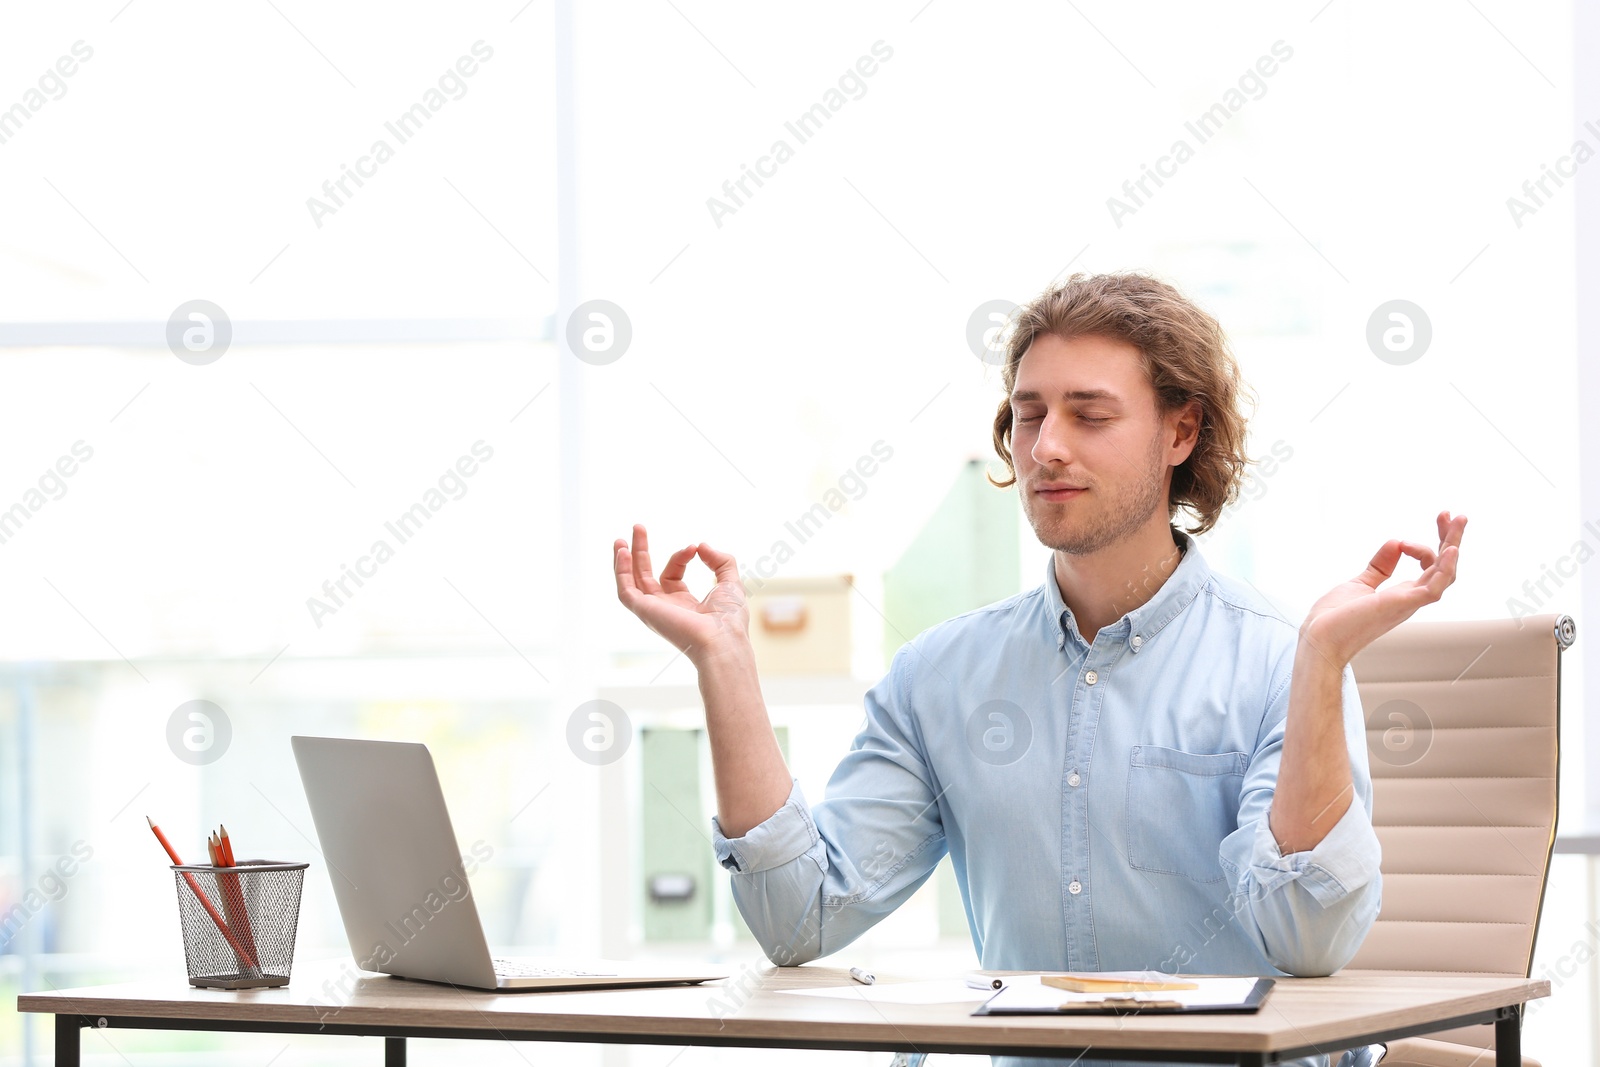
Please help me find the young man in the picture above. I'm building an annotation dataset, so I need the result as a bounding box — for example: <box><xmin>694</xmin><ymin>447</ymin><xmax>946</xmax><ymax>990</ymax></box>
<box><xmin>615</xmin><ymin>273</ymin><xmax>1466</xmax><ymax>1067</ymax></box>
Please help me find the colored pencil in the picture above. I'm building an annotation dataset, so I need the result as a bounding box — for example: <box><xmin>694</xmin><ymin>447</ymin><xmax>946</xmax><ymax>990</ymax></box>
<box><xmin>147</xmin><ymin>816</ymin><xmax>259</xmax><ymax>972</ymax></box>
<box><xmin>213</xmin><ymin>824</ymin><xmax>259</xmax><ymax>969</ymax></box>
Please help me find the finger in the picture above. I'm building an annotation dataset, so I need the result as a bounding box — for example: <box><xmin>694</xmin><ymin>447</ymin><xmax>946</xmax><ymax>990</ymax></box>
<box><xmin>1428</xmin><ymin>515</ymin><xmax>1466</xmax><ymax>583</ymax></box>
<box><xmin>614</xmin><ymin>539</ymin><xmax>639</xmax><ymax>604</ymax></box>
<box><xmin>658</xmin><ymin>545</ymin><xmax>699</xmax><ymax>592</ymax></box>
<box><xmin>631</xmin><ymin>523</ymin><xmax>662</xmax><ymax>595</ymax></box>
<box><xmin>1407</xmin><ymin>550</ymin><xmax>1456</xmax><ymax>604</ymax></box>
<box><xmin>1437</xmin><ymin>511</ymin><xmax>1467</xmax><ymax>548</ymax></box>
<box><xmin>1366</xmin><ymin>534</ymin><xmax>1451</xmax><ymax>590</ymax></box>
<box><xmin>1397</xmin><ymin>539</ymin><xmax>1461</xmax><ymax>603</ymax></box>
<box><xmin>1428</xmin><ymin>542</ymin><xmax>1461</xmax><ymax>592</ymax></box>
<box><xmin>1397</xmin><ymin>540</ymin><xmax>1438</xmax><ymax>572</ymax></box>
<box><xmin>693</xmin><ymin>542</ymin><xmax>743</xmax><ymax>588</ymax></box>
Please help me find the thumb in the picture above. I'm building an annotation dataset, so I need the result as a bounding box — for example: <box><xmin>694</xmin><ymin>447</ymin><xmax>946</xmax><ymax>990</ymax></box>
<box><xmin>1359</xmin><ymin>539</ymin><xmax>1405</xmax><ymax>584</ymax></box>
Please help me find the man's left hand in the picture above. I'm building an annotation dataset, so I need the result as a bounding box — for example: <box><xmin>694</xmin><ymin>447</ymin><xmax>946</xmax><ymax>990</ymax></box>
<box><xmin>1299</xmin><ymin>510</ymin><xmax>1467</xmax><ymax>666</ymax></box>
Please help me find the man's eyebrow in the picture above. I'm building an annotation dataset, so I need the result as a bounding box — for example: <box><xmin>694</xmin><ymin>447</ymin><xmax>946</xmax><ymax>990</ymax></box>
<box><xmin>1010</xmin><ymin>388</ymin><xmax>1123</xmax><ymax>404</ymax></box>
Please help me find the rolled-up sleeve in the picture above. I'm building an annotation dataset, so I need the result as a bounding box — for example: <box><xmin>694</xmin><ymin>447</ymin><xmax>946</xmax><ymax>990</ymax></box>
<box><xmin>709</xmin><ymin>642</ymin><xmax>948</xmax><ymax>967</ymax></box>
<box><xmin>712</xmin><ymin>778</ymin><xmax>819</xmax><ymax>875</ymax></box>
<box><xmin>1218</xmin><ymin>660</ymin><xmax>1384</xmax><ymax>977</ymax></box>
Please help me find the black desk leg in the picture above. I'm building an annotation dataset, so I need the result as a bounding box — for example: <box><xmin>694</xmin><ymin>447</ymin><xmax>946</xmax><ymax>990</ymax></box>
<box><xmin>385</xmin><ymin>1036</ymin><xmax>407</xmax><ymax>1066</ymax></box>
<box><xmin>54</xmin><ymin>1015</ymin><xmax>81</xmax><ymax>1067</ymax></box>
<box><xmin>1496</xmin><ymin>1006</ymin><xmax>1521</xmax><ymax>1067</ymax></box>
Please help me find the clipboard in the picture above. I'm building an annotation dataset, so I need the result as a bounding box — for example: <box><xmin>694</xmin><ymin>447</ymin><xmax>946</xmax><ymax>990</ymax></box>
<box><xmin>972</xmin><ymin>975</ymin><xmax>1274</xmax><ymax>1016</ymax></box>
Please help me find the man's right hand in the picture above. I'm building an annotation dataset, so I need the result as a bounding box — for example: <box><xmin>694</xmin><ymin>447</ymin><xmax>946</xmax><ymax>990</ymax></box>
<box><xmin>613</xmin><ymin>523</ymin><xmax>750</xmax><ymax>668</ymax></box>
<box><xmin>613</xmin><ymin>523</ymin><xmax>792</xmax><ymax>837</ymax></box>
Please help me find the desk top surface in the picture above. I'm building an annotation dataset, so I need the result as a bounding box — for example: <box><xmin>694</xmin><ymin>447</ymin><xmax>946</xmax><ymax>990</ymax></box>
<box><xmin>18</xmin><ymin>958</ymin><xmax>1548</xmax><ymax>1057</ymax></box>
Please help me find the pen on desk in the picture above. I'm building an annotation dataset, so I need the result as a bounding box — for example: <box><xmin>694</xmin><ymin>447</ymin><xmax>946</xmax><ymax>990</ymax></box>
<box><xmin>849</xmin><ymin>967</ymin><xmax>876</xmax><ymax>986</ymax></box>
<box><xmin>965</xmin><ymin>973</ymin><xmax>1005</xmax><ymax>990</ymax></box>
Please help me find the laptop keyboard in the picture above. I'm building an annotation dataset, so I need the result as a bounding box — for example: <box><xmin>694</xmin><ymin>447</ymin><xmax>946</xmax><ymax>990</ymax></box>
<box><xmin>492</xmin><ymin>959</ymin><xmax>619</xmax><ymax>979</ymax></box>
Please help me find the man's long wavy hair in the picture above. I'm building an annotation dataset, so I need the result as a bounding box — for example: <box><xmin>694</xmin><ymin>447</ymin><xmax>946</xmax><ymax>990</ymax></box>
<box><xmin>988</xmin><ymin>272</ymin><xmax>1257</xmax><ymax>538</ymax></box>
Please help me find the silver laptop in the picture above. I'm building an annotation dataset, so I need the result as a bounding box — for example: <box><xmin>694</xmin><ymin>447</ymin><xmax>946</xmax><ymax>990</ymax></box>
<box><xmin>291</xmin><ymin>735</ymin><xmax>730</xmax><ymax>992</ymax></box>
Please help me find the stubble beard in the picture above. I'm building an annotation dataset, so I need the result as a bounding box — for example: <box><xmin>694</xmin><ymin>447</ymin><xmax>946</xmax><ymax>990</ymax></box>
<box><xmin>1023</xmin><ymin>432</ymin><xmax>1168</xmax><ymax>556</ymax></box>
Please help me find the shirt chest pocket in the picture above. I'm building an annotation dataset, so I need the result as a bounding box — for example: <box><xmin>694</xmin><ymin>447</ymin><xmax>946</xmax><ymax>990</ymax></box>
<box><xmin>1126</xmin><ymin>745</ymin><xmax>1249</xmax><ymax>884</ymax></box>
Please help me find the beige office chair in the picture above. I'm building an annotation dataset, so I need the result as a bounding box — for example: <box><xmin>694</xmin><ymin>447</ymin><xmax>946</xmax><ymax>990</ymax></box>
<box><xmin>1339</xmin><ymin>612</ymin><xmax>1574</xmax><ymax>1067</ymax></box>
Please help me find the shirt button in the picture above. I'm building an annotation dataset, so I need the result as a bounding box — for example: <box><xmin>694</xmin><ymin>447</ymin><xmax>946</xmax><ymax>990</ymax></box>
<box><xmin>1068</xmin><ymin>879</ymin><xmax>1082</xmax><ymax>895</ymax></box>
<box><xmin>1131</xmin><ymin>635</ymin><xmax>1143</xmax><ymax>649</ymax></box>
<box><xmin>1067</xmin><ymin>772</ymin><xmax>1081</xmax><ymax>787</ymax></box>
<box><xmin>1084</xmin><ymin>669</ymin><xmax>1098</xmax><ymax>685</ymax></box>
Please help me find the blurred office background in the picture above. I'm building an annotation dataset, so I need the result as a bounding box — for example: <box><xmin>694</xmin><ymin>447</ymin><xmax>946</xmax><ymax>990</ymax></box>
<box><xmin>0</xmin><ymin>1</ymin><xmax>1593</xmax><ymax>1063</ymax></box>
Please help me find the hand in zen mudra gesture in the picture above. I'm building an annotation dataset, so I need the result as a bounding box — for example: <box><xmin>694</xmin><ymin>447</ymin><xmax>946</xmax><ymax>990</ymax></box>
<box><xmin>1270</xmin><ymin>511</ymin><xmax>1467</xmax><ymax>854</ymax></box>
<box><xmin>613</xmin><ymin>523</ymin><xmax>750</xmax><ymax>666</ymax></box>
<box><xmin>1300</xmin><ymin>510</ymin><xmax>1468</xmax><ymax>666</ymax></box>
<box><xmin>614</xmin><ymin>524</ymin><xmax>790</xmax><ymax>835</ymax></box>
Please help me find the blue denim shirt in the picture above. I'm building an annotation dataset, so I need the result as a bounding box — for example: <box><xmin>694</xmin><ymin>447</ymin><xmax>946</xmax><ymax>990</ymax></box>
<box><xmin>711</xmin><ymin>527</ymin><xmax>1385</xmax><ymax>1067</ymax></box>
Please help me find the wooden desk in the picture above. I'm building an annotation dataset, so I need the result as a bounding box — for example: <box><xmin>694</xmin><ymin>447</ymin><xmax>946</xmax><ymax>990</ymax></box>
<box><xmin>17</xmin><ymin>958</ymin><xmax>1547</xmax><ymax>1066</ymax></box>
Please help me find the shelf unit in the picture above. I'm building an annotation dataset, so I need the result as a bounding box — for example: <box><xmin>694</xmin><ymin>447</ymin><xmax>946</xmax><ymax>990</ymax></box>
<box><xmin>594</xmin><ymin>674</ymin><xmax>875</xmax><ymax>960</ymax></box>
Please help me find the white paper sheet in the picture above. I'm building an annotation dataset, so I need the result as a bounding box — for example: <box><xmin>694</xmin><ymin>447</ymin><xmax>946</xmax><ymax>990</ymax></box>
<box><xmin>979</xmin><ymin>975</ymin><xmax>1264</xmax><ymax>1013</ymax></box>
<box><xmin>779</xmin><ymin>979</ymin><xmax>998</xmax><ymax>1005</ymax></box>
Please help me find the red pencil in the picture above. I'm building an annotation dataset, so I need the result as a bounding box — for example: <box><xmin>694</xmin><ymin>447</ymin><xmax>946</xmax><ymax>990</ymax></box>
<box><xmin>147</xmin><ymin>816</ymin><xmax>259</xmax><ymax>972</ymax></box>
<box><xmin>214</xmin><ymin>823</ymin><xmax>259</xmax><ymax>967</ymax></box>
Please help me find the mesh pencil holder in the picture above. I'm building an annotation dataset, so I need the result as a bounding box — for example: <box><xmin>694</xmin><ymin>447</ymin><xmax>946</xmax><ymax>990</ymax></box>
<box><xmin>171</xmin><ymin>860</ymin><xmax>309</xmax><ymax>989</ymax></box>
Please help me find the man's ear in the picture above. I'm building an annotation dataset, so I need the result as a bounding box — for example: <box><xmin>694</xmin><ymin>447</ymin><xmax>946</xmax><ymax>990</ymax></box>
<box><xmin>1168</xmin><ymin>400</ymin><xmax>1202</xmax><ymax>463</ymax></box>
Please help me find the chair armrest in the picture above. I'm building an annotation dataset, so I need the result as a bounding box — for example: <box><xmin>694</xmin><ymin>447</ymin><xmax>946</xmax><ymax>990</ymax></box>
<box><xmin>1380</xmin><ymin>1037</ymin><xmax>1541</xmax><ymax>1067</ymax></box>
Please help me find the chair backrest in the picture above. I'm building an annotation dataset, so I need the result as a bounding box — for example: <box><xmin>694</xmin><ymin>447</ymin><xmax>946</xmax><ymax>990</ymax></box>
<box><xmin>1341</xmin><ymin>612</ymin><xmax>1573</xmax><ymax>1050</ymax></box>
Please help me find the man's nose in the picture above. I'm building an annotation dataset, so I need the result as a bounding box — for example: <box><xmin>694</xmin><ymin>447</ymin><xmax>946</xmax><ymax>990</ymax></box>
<box><xmin>1031</xmin><ymin>411</ymin><xmax>1075</xmax><ymax>465</ymax></box>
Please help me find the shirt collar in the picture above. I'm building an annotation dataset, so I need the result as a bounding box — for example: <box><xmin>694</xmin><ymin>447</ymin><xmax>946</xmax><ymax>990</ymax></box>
<box><xmin>1041</xmin><ymin>526</ymin><xmax>1211</xmax><ymax>652</ymax></box>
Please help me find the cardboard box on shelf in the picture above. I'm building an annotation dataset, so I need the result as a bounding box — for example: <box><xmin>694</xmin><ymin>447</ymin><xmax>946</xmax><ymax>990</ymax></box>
<box><xmin>747</xmin><ymin>574</ymin><xmax>853</xmax><ymax>676</ymax></box>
